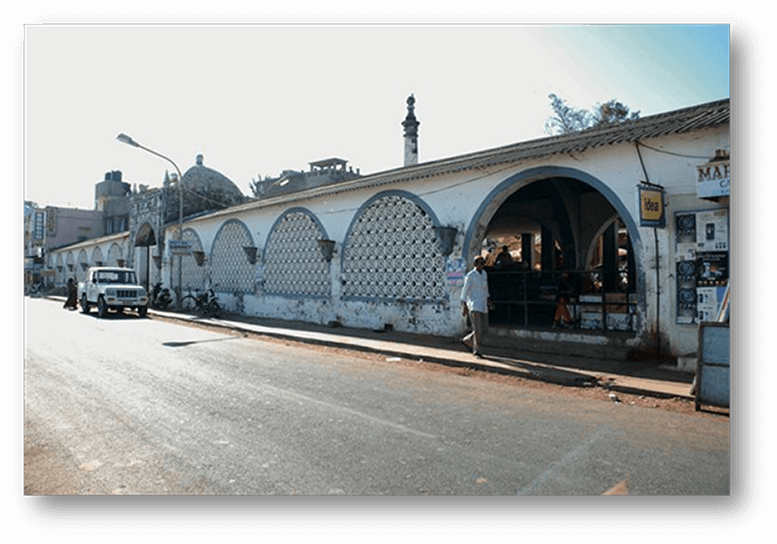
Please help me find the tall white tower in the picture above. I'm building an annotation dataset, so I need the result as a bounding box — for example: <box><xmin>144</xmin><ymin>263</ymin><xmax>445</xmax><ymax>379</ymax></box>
<box><xmin>402</xmin><ymin>94</ymin><xmax>420</xmax><ymax>166</ymax></box>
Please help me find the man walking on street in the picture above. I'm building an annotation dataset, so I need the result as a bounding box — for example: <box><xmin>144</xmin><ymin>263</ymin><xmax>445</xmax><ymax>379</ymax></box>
<box><xmin>460</xmin><ymin>256</ymin><xmax>494</xmax><ymax>358</ymax></box>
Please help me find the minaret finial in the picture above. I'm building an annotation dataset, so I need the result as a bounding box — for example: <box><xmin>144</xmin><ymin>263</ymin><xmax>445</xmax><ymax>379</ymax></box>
<box><xmin>402</xmin><ymin>94</ymin><xmax>419</xmax><ymax>166</ymax></box>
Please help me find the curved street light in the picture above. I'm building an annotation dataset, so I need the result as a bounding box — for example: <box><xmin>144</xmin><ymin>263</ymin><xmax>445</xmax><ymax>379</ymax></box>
<box><xmin>116</xmin><ymin>133</ymin><xmax>185</xmax><ymax>308</ymax></box>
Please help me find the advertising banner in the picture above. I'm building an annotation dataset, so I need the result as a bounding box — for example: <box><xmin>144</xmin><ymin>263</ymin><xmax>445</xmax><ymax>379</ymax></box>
<box><xmin>674</xmin><ymin>209</ymin><xmax>729</xmax><ymax>324</ymax></box>
<box><xmin>638</xmin><ymin>185</ymin><xmax>665</xmax><ymax>228</ymax></box>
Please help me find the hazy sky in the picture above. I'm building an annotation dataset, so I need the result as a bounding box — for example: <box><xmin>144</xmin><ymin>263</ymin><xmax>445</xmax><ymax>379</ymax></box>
<box><xmin>24</xmin><ymin>24</ymin><xmax>729</xmax><ymax>210</ymax></box>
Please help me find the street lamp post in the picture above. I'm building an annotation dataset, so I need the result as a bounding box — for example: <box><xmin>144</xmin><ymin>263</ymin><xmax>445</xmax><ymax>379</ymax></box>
<box><xmin>116</xmin><ymin>133</ymin><xmax>184</xmax><ymax>308</ymax></box>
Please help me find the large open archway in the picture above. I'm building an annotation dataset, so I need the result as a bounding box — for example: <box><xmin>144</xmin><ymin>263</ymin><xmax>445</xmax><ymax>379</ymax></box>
<box><xmin>463</xmin><ymin>166</ymin><xmax>644</xmax><ymax>334</ymax></box>
<box><xmin>133</xmin><ymin>222</ymin><xmax>158</xmax><ymax>292</ymax></box>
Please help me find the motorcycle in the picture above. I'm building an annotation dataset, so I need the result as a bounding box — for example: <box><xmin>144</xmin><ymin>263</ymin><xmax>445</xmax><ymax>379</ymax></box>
<box><xmin>151</xmin><ymin>282</ymin><xmax>173</xmax><ymax>310</ymax></box>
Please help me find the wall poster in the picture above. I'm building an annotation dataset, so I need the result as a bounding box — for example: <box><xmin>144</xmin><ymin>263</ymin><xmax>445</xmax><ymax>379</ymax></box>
<box><xmin>446</xmin><ymin>257</ymin><xmax>466</xmax><ymax>286</ymax></box>
<box><xmin>674</xmin><ymin>208</ymin><xmax>729</xmax><ymax>324</ymax></box>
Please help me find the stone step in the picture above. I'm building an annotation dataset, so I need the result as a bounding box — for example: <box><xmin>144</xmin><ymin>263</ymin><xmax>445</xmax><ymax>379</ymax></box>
<box><xmin>485</xmin><ymin>326</ymin><xmax>637</xmax><ymax>361</ymax></box>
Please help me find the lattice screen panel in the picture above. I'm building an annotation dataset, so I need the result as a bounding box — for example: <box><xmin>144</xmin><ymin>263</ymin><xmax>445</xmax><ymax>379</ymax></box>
<box><xmin>342</xmin><ymin>195</ymin><xmax>446</xmax><ymax>301</ymax></box>
<box><xmin>180</xmin><ymin>229</ymin><xmax>207</xmax><ymax>292</ymax></box>
<box><xmin>264</xmin><ymin>211</ymin><xmax>331</xmax><ymax>297</ymax></box>
<box><xmin>210</xmin><ymin>220</ymin><xmax>255</xmax><ymax>293</ymax></box>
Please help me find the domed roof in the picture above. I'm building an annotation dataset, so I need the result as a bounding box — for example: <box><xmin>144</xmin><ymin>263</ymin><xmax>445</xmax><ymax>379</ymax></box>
<box><xmin>179</xmin><ymin>154</ymin><xmax>244</xmax><ymax>217</ymax></box>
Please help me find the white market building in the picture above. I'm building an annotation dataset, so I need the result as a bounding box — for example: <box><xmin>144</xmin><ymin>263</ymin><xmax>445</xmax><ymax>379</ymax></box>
<box><xmin>43</xmin><ymin>97</ymin><xmax>730</xmax><ymax>363</ymax></box>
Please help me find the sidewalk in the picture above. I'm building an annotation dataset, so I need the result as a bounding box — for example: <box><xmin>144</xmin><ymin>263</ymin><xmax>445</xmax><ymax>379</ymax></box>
<box><xmin>149</xmin><ymin>307</ymin><xmax>695</xmax><ymax>400</ymax></box>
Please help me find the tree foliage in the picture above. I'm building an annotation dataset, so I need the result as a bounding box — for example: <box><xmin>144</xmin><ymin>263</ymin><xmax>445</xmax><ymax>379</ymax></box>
<box><xmin>544</xmin><ymin>94</ymin><xmax>640</xmax><ymax>135</ymax></box>
<box><xmin>592</xmin><ymin>99</ymin><xmax>641</xmax><ymax>127</ymax></box>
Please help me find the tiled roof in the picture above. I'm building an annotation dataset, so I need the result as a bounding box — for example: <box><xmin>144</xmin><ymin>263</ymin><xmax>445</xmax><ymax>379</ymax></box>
<box><xmin>202</xmin><ymin>98</ymin><xmax>730</xmax><ymax>218</ymax></box>
<box><xmin>369</xmin><ymin>98</ymin><xmax>730</xmax><ymax>184</ymax></box>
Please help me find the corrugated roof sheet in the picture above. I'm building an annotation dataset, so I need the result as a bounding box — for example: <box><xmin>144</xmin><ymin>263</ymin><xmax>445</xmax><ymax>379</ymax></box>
<box><xmin>204</xmin><ymin>98</ymin><xmax>729</xmax><ymax>218</ymax></box>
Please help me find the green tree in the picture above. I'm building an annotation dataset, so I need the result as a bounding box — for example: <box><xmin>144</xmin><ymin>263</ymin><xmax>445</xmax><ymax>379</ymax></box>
<box><xmin>544</xmin><ymin>93</ymin><xmax>592</xmax><ymax>135</ymax></box>
<box><xmin>591</xmin><ymin>98</ymin><xmax>640</xmax><ymax>128</ymax></box>
<box><xmin>544</xmin><ymin>94</ymin><xmax>640</xmax><ymax>135</ymax></box>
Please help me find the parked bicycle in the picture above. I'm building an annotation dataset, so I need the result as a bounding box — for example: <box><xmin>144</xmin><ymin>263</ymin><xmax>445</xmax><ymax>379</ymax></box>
<box><xmin>181</xmin><ymin>285</ymin><xmax>222</xmax><ymax>318</ymax></box>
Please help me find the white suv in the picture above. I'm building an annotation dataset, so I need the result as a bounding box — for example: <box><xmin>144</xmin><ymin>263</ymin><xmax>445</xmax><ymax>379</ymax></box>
<box><xmin>78</xmin><ymin>267</ymin><xmax>149</xmax><ymax>318</ymax></box>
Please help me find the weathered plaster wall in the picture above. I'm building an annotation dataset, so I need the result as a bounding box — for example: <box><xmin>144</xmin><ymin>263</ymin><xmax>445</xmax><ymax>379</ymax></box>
<box><xmin>45</xmin><ymin>124</ymin><xmax>729</xmax><ymax>357</ymax></box>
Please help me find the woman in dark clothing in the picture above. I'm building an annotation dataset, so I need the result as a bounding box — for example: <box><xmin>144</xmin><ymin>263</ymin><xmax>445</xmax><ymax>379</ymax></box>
<box><xmin>63</xmin><ymin>278</ymin><xmax>78</xmax><ymax>310</ymax></box>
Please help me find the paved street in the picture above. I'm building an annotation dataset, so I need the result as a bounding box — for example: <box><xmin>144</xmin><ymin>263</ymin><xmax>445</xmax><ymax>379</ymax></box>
<box><xmin>24</xmin><ymin>297</ymin><xmax>729</xmax><ymax>495</ymax></box>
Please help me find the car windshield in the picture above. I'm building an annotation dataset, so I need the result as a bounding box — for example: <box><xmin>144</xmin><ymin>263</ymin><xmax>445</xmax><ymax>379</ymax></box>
<box><xmin>96</xmin><ymin>271</ymin><xmax>136</xmax><ymax>284</ymax></box>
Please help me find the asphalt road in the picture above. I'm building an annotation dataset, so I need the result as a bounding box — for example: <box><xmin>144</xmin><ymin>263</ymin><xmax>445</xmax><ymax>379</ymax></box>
<box><xmin>24</xmin><ymin>297</ymin><xmax>729</xmax><ymax>495</ymax></box>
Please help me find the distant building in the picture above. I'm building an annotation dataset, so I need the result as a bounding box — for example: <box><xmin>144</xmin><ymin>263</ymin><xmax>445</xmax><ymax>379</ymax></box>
<box><xmin>95</xmin><ymin>170</ymin><xmax>131</xmax><ymax>234</ymax></box>
<box><xmin>24</xmin><ymin>201</ymin><xmax>104</xmax><ymax>286</ymax></box>
<box><xmin>251</xmin><ymin>158</ymin><xmax>362</xmax><ymax>199</ymax></box>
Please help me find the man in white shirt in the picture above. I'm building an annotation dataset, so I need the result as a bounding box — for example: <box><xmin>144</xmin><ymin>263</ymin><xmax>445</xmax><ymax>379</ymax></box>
<box><xmin>460</xmin><ymin>256</ymin><xmax>494</xmax><ymax>358</ymax></box>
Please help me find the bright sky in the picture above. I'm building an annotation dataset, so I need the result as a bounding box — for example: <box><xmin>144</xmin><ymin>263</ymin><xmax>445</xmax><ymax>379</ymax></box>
<box><xmin>23</xmin><ymin>23</ymin><xmax>729</xmax><ymax>210</ymax></box>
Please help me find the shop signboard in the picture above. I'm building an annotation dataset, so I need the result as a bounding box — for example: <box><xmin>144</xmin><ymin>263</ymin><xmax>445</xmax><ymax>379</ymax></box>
<box><xmin>638</xmin><ymin>184</ymin><xmax>665</xmax><ymax>228</ymax></box>
<box><xmin>33</xmin><ymin>210</ymin><xmax>45</xmax><ymax>241</ymax></box>
<box><xmin>168</xmin><ymin>240</ymin><xmax>193</xmax><ymax>256</ymax></box>
<box><xmin>696</xmin><ymin>159</ymin><xmax>730</xmax><ymax>199</ymax></box>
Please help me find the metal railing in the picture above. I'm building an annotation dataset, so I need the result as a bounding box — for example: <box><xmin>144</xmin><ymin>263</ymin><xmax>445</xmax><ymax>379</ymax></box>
<box><xmin>486</xmin><ymin>268</ymin><xmax>636</xmax><ymax>332</ymax></box>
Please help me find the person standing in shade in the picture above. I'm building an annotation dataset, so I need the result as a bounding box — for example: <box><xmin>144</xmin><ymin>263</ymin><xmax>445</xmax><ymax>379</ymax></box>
<box><xmin>553</xmin><ymin>270</ymin><xmax>575</xmax><ymax>328</ymax></box>
<box><xmin>494</xmin><ymin>245</ymin><xmax>513</xmax><ymax>269</ymax></box>
<box><xmin>460</xmin><ymin>256</ymin><xmax>494</xmax><ymax>358</ymax></box>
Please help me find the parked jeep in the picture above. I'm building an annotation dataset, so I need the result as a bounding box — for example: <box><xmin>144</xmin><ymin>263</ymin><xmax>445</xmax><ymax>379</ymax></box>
<box><xmin>78</xmin><ymin>267</ymin><xmax>149</xmax><ymax>318</ymax></box>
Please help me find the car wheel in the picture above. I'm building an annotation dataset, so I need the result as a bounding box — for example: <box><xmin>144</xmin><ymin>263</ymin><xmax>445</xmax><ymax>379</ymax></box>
<box><xmin>80</xmin><ymin>294</ymin><xmax>90</xmax><ymax>314</ymax></box>
<box><xmin>97</xmin><ymin>297</ymin><xmax>108</xmax><ymax>318</ymax></box>
<box><xmin>138</xmin><ymin>305</ymin><xmax>148</xmax><ymax>318</ymax></box>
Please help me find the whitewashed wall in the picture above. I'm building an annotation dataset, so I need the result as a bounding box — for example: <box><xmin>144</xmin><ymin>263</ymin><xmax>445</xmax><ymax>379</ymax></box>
<box><xmin>47</xmin><ymin>124</ymin><xmax>729</xmax><ymax>358</ymax></box>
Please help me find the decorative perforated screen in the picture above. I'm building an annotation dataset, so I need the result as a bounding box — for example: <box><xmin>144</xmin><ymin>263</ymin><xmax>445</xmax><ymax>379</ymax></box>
<box><xmin>264</xmin><ymin>210</ymin><xmax>331</xmax><ymax>297</ymax></box>
<box><xmin>180</xmin><ymin>229</ymin><xmax>207</xmax><ymax>292</ymax></box>
<box><xmin>342</xmin><ymin>195</ymin><xmax>447</xmax><ymax>301</ymax></box>
<box><xmin>210</xmin><ymin>220</ymin><xmax>255</xmax><ymax>293</ymax></box>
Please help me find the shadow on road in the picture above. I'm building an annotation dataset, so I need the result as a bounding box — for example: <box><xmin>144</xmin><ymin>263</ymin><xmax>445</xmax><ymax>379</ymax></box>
<box><xmin>485</xmin><ymin>354</ymin><xmax>599</xmax><ymax>386</ymax></box>
<box><xmin>162</xmin><ymin>337</ymin><xmax>240</xmax><ymax>348</ymax></box>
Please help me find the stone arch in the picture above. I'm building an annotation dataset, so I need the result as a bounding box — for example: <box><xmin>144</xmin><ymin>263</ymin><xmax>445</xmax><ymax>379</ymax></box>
<box><xmin>91</xmin><ymin>246</ymin><xmax>104</xmax><ymax>267</ymax></box>
<box><xmin>134</xmin><ymin>222</ymin><xmax>157</xmax><ymax>247</ymax></box>
<box><xmin>263</xmin><ymin>207</ymin><xmax>331</xmax><ymax>298</ymax></box>
<box><xmin>55</xmin><ymin>254</ymin><xmax>64</xmax><ymax>285</ymax></box>
<box><xmin>210</xmin><ymin>219</ymin><xmax>256</xmax><ymax>293</ymax></box>
<box><xmin>341</xmin><ymin>190</ymin><xmax>447</xmax><ymax>302</ymax></box>
<box><xmin>65</xmin><ymin>252</ymin><xmax>75</xmax><ymax>280</ymax></box>
<box><xmin>76</xmin><ymin>249</ymin><xmax>89</xmax><ymax>282</ymax></box>
<box><xmin>464</xmin><ymin>167</ymin><xmax>641</xmax><ymax>262</ymax></box>
<box><xmin>180</xmin><ymin>228</ymin><xmax>207</xmax><ymax>293</ymax></box>
<box><xmin>462</xmin><ymin>166</ymin><xmax>643</xmax><ymax>331</ymax></box>
<box><xmin>132</xmin><ymin>222</ymin><xmax>159</xmax><ymax>291</ymax></box>
<box><xmin>107</xmin><ymin>243</ymin><xmax>123</xmax><ymax>267</ymax></box>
